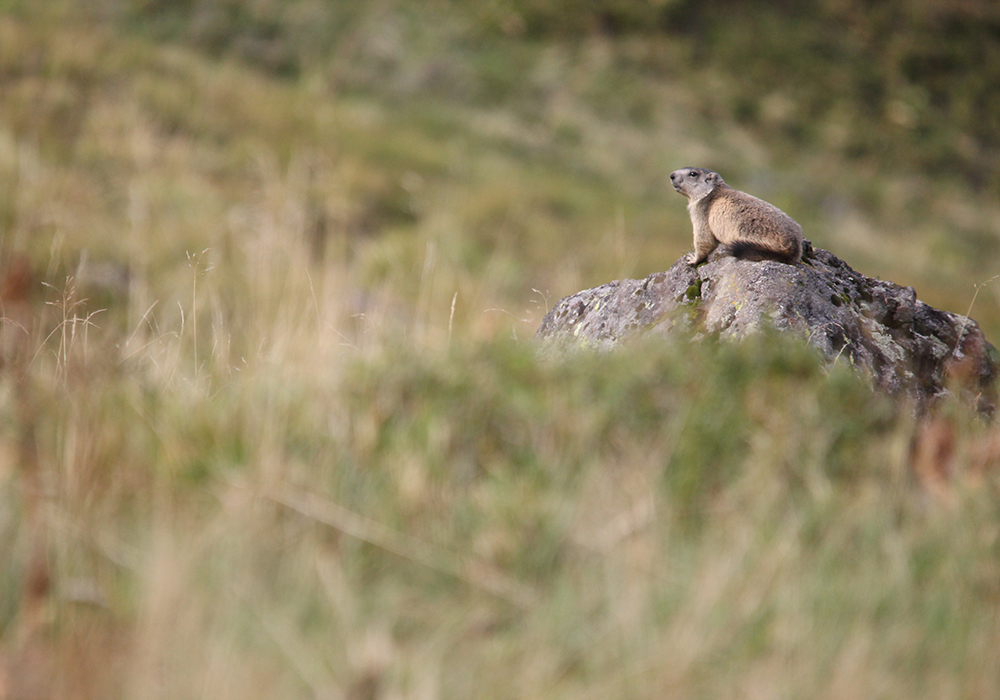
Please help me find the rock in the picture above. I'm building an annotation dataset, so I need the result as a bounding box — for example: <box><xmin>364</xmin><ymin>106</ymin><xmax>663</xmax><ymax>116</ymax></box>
<box><xmin>536</xmin><ymin>241</ymin><xmax>998</xmax><ymax>412</ymax></box>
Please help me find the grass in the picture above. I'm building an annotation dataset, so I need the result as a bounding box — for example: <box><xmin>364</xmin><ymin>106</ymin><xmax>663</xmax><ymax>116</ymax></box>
<box><xmin>6</xmin><ymin>308</ymin><xmax>1000</xmax><ymax>697</ymax></box>
<box><xmin>1</xmin><ymin>2</ymin><xmax>1000</xmax><ymax>698</ymax></box>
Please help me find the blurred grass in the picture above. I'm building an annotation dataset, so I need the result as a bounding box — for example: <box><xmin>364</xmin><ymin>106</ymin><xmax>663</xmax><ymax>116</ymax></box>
<box><xmin>1</xmin><ymin>1</ymin><xmax>1000</xmax><ymax>698</ymax></box>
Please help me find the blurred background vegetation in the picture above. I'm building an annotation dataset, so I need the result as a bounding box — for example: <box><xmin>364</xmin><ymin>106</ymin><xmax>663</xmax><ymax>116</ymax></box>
<box><xmin>1</xmin><ymin>0</ymin><xmax>1000</xmax><ymax>697</ymax></box>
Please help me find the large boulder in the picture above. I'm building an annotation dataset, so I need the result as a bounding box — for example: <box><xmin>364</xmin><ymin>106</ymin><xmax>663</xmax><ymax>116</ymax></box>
<box><xmin>536</xmin><ymin>241</ymin><xmax>997</xmax><ymax>412</ymax></box>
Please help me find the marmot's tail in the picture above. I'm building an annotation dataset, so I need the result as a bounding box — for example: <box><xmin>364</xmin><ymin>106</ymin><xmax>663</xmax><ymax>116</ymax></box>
<box><xmin>728</xmin><ymin>240</ymin><xmax>801</xmax><ymax>264</ymax></box>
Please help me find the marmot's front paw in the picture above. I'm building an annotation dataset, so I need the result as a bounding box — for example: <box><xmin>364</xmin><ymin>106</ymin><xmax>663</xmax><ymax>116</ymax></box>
<box><xmin>685</xmin><ymin>253</ymin><xmax>699</xmax><ymax>265</ymax></box>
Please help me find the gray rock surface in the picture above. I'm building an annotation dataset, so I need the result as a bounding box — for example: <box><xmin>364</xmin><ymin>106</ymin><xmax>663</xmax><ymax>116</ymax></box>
<box><xmin>536</xmin><ymin>241</ymin><xmax>997</xmax><ymax>411</ymax></box>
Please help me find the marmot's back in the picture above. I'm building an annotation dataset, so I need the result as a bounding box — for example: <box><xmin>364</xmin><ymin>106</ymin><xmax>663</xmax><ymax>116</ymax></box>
<box><xmin>708</xmin><ymin>189</ymin><xmax>802</xmax><ymax>263</ymax></box>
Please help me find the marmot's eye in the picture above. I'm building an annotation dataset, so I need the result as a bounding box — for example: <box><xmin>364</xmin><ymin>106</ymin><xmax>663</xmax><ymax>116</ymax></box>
<box><xmin>688</xmin><ymin>172</ymin><xmax>697</xmax><ymax>178</ymax></box>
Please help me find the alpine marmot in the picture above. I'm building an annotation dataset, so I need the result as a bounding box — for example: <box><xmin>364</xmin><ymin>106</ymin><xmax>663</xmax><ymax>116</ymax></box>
<box><xmin>670</xmin><ymin>167</ymin><xmax>803</xmax><ymax>265</ymax></box>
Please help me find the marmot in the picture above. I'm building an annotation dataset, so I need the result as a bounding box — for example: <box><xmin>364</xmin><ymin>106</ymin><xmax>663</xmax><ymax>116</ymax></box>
<box><xmin>670</xmin><ymin>167</ymin><xmax>803</xmax><ymax>265</ymax></box>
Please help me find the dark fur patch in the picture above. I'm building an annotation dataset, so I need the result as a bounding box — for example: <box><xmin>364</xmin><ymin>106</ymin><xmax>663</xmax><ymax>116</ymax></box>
<box><xmin>728</xmin><ymin>240</ymin><xmax>798</xmax><ymax>264</ymax></box>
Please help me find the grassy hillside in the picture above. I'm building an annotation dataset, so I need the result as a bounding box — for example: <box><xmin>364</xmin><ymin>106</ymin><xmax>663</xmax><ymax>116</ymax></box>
<box><xmin>1</xmin><ymin>1</ymin><xmax>1000</xmax><ymax>698</ymax></box>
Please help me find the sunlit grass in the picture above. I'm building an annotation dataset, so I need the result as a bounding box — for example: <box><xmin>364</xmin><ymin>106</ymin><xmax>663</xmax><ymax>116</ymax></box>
<box><xmin>5</xmin><ymin>277</ymin><xmax>1000</xmax><ymax>697</ymax></box>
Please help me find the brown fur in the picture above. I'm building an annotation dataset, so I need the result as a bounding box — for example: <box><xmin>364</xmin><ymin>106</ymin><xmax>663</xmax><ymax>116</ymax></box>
<box><xmin>670</xmin><ymin>167</ymin><xmax>803</xmax><ymax>265</ymax></box>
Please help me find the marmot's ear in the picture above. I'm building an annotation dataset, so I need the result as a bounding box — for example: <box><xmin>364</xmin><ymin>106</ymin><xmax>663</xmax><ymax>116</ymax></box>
<box><xmin>705</xmin><ymin>172</ymin><xmax>716</xmax><ymax>183</ymax></box>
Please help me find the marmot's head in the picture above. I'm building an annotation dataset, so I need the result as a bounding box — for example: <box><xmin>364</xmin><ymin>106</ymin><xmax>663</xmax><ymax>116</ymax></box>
<box><xmin>670</xmin><ymin>167</ymin><xmax>726</xmax><ymax>200</ymax></box>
